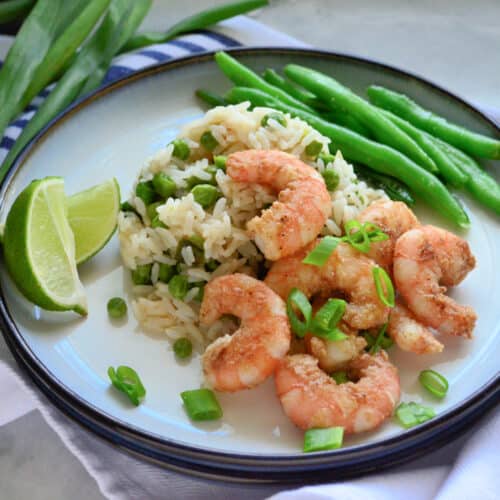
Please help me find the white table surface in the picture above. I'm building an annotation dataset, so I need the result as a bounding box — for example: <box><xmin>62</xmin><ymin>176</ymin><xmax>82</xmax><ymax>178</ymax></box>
<box><xmin>1</xmin><ymin>1</ymin><xmax>499</xmax><ymax>499</ymax></box>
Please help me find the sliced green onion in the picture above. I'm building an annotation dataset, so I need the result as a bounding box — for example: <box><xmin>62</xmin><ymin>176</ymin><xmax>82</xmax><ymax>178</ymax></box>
<box><xmin>302</xmin><ymin>236</ymin><xmax>341</xmax><ymax>267</ymax></box>
<box><xmin>372</xmin><ymin>267</ymin><xmax>395</xmax><ymax>307</ymax></box>
<box><xmin>344</xmin><ymin>219</ymin><xmax>371</xmax><ymax>253</ymax></box>
<box><xmin>120</xmin><ymin>201</ymin><xmax>135</xmax><ymax>213</ymax></box>
<box><xmin>319</xmin><ymin>152</ymin><xmax>335</xmax><ymax>165</ymax></box>
<box><xmin>331</xmin><ymin>371</ymin><xmax>349</xmax><ymax>384</ymax></box>
<box><xmin>170</xmin><ymin>139</ymin><xmax>190</xmax><ymax>160</ymax></box>
<box><xmin>395</xmin><ymin>402</ymin><xmax>435</xmax><ymax>429</ymax></box>
<box><xmin>200</xmin><ymin>130</ymin><xmax>219</xmax><ymax>151</ymax></box>
<box><xmin>173</xmin><ymin>338</ymin><xmax>193</xmax><ymax>359</ymax></box>
<box><xmin>181</xmin><ymin>388</ymin><xmax>223</xmax><ymax>421</ymax></box>
<box><xmin>419</xmin><ymin>369</ymin><xmax>449</xmax><ymax>399</ymax></box>
<box><xmin>364</xmin><ymin>222</ymin><xmax>390</xmax><ymax>243</ymax></box>
<box><xmin>261</xmin><ymin>112</ymin><xmax>287</xmax><ymax>127</ymax></box>
<box><xmin>286</xmin><ymin>288</ymin><xmax>312</xmax><ymax>338</ymax></box>
<box><xmin>214</xmin><ymin>155</ymin><xmax>227</xmax><ymax>171</ymax></box>
<box><xmin>305</xmin><ymin>140</ymin><xmax>323</xmax><ymax>158</ymax></box>
<box><xmin>309</xmin><ymin>299</ymin><xmax>347</xmax><ymax>341</ymax></box>
<box><xmin>108</xmin><ymin>366</ymin><xmax>146</xmax><ymax>406</ymax></box>
<box><xmin>168</xmin><ymin>275</ymin><xmax>189</xmax><ymax>300</ymax></box>
<box><xmin>369</xmin><ymin>322</ymin><xmax>390</xmax><ymax>354</ymax></box>
<box><xmin>303</xmin><ymin>427</ymin><xmax>344</xmax><ymax>452</ymax></box>
<box><xmin>321</xmin><ymin>169</ymin><xmax>340</xmax><ymax>191</ymax></box>
<box><xmin>363</xmin><ymin>328</ymin><xmax>394</xmax><ymax>352</ymax></box>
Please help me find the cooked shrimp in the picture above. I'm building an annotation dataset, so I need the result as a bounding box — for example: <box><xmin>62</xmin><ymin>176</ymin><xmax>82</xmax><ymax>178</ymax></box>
<box><xmin>265</xmin><ymin>239</ymin><xmax>390</xmax><ymax>329</ymax></box>
<box><xmin>275</xmin><ymin>352</ymin><xmax>400</xmax><ymax>434</ymax></box>
<box><xmin>357</xmin><ymin>199</ymin><xmax>420</xmax><ymax>273</ymax></box>
<box><xmin>226</xmin><ymin>150</ymin><xmax>331</xmax><ymax>260</ymax></box>
<box><xmin>387</xmin><ymin>300</ymin><xmax>444</xmax><ymax>354</ymax></box>
<box><xmin>200</xmin><ymin>273</ymin><xmax>291</xmax><ymax>392</ymax></box>
<box><xmin>394</xmin><ymin>225</ymin><xmax>476</xmax><ymax>338</ymax></box>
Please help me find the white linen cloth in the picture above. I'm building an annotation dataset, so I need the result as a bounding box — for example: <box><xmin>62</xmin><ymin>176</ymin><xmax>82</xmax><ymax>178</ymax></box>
<box><xmin>0</xmin><ymin>15</ymin><xmax>498</xmax><ymax>500</ymax></box>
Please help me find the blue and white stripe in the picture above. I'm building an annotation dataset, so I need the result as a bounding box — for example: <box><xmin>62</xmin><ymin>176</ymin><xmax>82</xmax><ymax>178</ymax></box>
<box><xmin>0</xmin><ymin>30</ymin><xmax>240</xmax><ymax>164</ymax></box>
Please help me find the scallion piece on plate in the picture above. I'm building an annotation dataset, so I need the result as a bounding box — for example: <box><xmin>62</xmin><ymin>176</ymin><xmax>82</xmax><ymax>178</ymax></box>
<box><xmin>181</xmin><ymin>388</ymin><xmax>223</xmax><ymax>421</ymax></box>
<box><xmin>395</xmin><ymin>402</ymin><xmax>435</xmax><ymax>429</ymax></box>
<box><xmin>372</xmin><ymin>267</ymin><xmax>395</xmax><ymax>307</ymax></box>
<box><xmin>303</xmin><ymin>427</ymin><xmax>344</xmax><ymax>452</ymax></box>
<box><xmin>108</xmin><ymin>366</ymin><xmax>146</xmax><ymax>406</ymax></box>
<box><xmin>286</xmin><ymin>288</ymin><xmax>312</xmax><ymax>338</ymax></box>
<box><xmin>309</xmin><ymin>299</ymin><xmax>347</xmax><ymax>341</ymax></box>
<box><xmin>302</xmin><ymin>236</ymin><xmax>341</xmax><ymax>267</ymax></box>
<box><xmin>419</xmin><ymin>369</ymin><xmax>449</xmax><ymax>399</ymax></box>
<box><xmin>343</xmin><ymin>219</ymin><xmax>371</xmax><ymax>253</ymax></box>
<box><xmin>369</xmin><ymin>322</ymin><xmax>390</xmax><ymax>354</ymax></box>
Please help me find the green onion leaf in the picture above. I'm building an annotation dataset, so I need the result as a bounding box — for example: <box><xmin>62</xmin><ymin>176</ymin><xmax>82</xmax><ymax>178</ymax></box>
<box><xmin>419</xmin><ymin>369</ymin><xmax>449</xmax><ymax>399</ymax></box>
<box><xmin>108</xmin><ymin>365</ymin><xmax>146</xmax><ymax>406</ymax></box>
<box><xmin>331</xmin><ymin>371</ymin><xmax>349</xmax><ymax>384</ymax></box>
<box><xmin>309</xmin><ymin>299</ymin><xmax>347</xmax><ymax>341</ymax></box>
<box><xmin>343</xmin><ymin>219</ymin><xmax>371</xmax><ymax>253</ymax></box>
<box><xmin>302</xmin><ymin>236</ymin><xmax>341</xmax><ymax>267</ymax></box>
<box><xmin>286</xmin><ymin>288</ymin><xmax>312</xmax><ymax>338</ymax></box>
<box><xmin>395</xmin><ymin>402</ymin><xmax>435</xmax><ymax>429</ymax></box>
<box><xmin>369</xmin><ymin>322</ymin><xmax>390</xmax><ymax>354</ymax></box>
<box><xmin>372</xmin><ymin>267</ymin><xmax>395</xmax><ymax>307</ymax></box>
<box><xmin>181</xmin><ymin>388</ymin><xmax>223</xmax><ymax>421</ymax></box>
<box><xmin>303</xmin><ymin>427</ymin><xmax>344</xmax><ymax>452</ymax></box>
<box><xmin>364</xmin><ymin>222</ymin><xmax>390</xmax><ymax>243</ymax></box>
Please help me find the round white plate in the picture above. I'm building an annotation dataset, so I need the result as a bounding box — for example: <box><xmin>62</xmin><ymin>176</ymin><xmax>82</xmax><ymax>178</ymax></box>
<box><xmin>0</xmin><ymin>48</ymin><xmax>498</xmax><ymax>481</ymax></box>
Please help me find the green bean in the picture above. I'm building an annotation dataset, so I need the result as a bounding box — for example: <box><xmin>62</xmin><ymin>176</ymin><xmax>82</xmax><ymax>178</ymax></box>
<box><xmin>20</xmin><ymin>0</ymin><xmax>111</xmax><ymax>112</ymax></box>
<box><xmin>378</xmin><ymin>108</ymin><xmax>468</xmax><ymax>187</ymax></box>
<box><xmin>432</xmin><ymin>137</ymin><xmax>500</xmax><ymax>215</ymax></box>
<box><xmin>196</xmin><ymin>89</ymin><xmax>229</xmax><ymax>108</ymax></box>
<box><xmin>284</xmin><ymin>64</ymin><xmax>438</xmax><ymax>173</ymax></box>
<box><xmin>215</xmin><ymin>52</ymin><xmax>316</xmax><ymax>114</ymax></box>
<box><xmin>0</xmin><ymin>0</ymin><xmax>90</xmax><ymax>140</ymax></box>
<box><xmin>0</xmin><ymin>0</ymin><xmax>152</xmax><ymax>178</ymax></box>
<box><xmin>262</xmin><ymin>68</ymin><xmax>323</xmax><ymax>109</ymax></box>
<box><xmin>0</xmin><ymin>0</ymin><xmax>35</xmax><ymax>24</ymax></box>
<box><xmin>367</xmin><ymin>85</ymin><xmax>500</xmax><ymax>160</ymax></box>
<box><xmin>225</xmin><ymin>87</ymin><xmax>469</xmax><ymax>228</ymax></box>
<box><xmin>353</xmin><ymin>165</ymin><xmax>415</xmax><ymax>206</ymax></box>
<box><xmin>123</xmin><ymin>0</ymin><xmax>268</xmax><ymax>51</ymax></box>
<box><xmin>321</xmin><ymin>108</ymin><xmax>373</xmax><ymax>138</ymax></box>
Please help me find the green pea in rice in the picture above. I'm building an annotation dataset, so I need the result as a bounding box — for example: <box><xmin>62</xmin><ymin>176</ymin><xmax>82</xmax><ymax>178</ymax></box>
<box><xmin>118</xmin><ymin>103</ymin><xmax>387</xmax><ymax>347</ymax></box>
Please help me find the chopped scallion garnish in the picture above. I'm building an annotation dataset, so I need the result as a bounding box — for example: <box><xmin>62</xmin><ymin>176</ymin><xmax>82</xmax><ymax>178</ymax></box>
<box><xmin>286</xmin><ymin>288</ymin><xmax>312</xmax><ymax>338</ymax></box>
<box><xmin>181</xmin><ymin>388</ymin><xmax>222</xmax><ymax>421</ymax></box>
<box><xmin>108</xmin><ymin>366</ymin><xmax>146</xmax><ymax>406</ymax></box>
<box><xmin>369</xmin><ymin>322</ymin><xmax>389</xmax><ymax>354</ymax></box>
<box><xmin>419</xmin><ymin>369</ymin><xmax>449</xmax><ymax>399</ymax></box>
<box><xmin>395</xmin><ymin>402</ymin><xmax>435</xmax><ymax>429</ymax></box>
<box><xmin>302</xmin><ymin>236</ymin><xmax>341</xmax><ymax>267</ymax></box>
<box><xmin>309</xmin><ymin>298</ymin><xmax>347</xmax><ymax>341</ymax></box>
<box><xmin>303</xmin><ymin>427</ymin><xmax>344</xmax><ymax>452</ymax></box>
<box><xmin>372</xmin><ymin>267</ymin><xmax>395</xmax><ymax>307</ymax></box>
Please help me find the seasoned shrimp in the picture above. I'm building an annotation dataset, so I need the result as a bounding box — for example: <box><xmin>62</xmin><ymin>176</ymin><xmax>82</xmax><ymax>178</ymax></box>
<box><xmin>200</xmin><ymin>273</ymin><xmax>291</xmax><ymax>392</ymax></box>
<box><xmin>357</xmin><ymin>199</ymin><xmax>420</xmax><ymax>273</ymax></box>
<box><xmin>265</xmin><ymin>239</ymin><xmax>390</xmax><ymax>329</ymax></box>
<box><xmin>226</xmin><ymin>150</ymin><xmax>331</xmax><ymax>260</ymax></box>
<box><xmin>394</xmin><ymin>225</ymin><xmax>476</xmax><ymax>338</ymax></box>
<box><xmin>387</xmin><ymin>300</ymin><xmax>444</xmax><ymax>354</ymax></box>
<box><xmin>275</xmin><ymin>352</ymin><xmax>400</xmax><ymax>434</ymax></box>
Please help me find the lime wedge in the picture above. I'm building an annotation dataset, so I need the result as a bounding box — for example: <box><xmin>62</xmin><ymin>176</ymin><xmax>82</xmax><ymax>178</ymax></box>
<box><xmin>3</xmin><ymin>177</ymin><xmax>87</xmax><ymax>315</ymax></box>
<box><xmin>67</xmin><ymin>178</ymin><xmax>120</xmax><ymax>265</ymax></box>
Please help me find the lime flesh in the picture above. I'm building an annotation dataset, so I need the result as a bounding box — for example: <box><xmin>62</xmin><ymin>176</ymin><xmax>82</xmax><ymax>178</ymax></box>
<box><xmin>3</xmin><ymin>177</ymin><xmax>87</xmax><ymax>315</ymax></box>
<box><xmin>67</xmin><ymin>178</ymin><xmax>120</xmax><ymax>265</ymax></box>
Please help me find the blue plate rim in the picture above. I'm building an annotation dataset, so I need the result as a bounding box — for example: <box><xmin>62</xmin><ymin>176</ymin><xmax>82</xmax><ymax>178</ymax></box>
<box><xmin>0</xmin><ymin>46</ymin><xmax>498</xmax><ymax>481</ymax></box>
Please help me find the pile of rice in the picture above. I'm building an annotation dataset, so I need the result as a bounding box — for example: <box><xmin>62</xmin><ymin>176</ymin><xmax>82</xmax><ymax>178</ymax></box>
<box><xmin>118</xmin><ymin>103</ymin><xmax>387</xmax><ymax>347</ymax></box>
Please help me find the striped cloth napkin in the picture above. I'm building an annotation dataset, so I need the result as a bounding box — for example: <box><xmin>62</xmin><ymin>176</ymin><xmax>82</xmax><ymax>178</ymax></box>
<box><xmin>0</xmin><ymin>14</ymin><xmax>498</xmax><ymax>500</ymax></box>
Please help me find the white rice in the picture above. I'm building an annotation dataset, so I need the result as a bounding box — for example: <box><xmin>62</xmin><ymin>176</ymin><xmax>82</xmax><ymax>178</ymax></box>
<box><xmin>118</xmin><ymin>103</ymin><xmax>387</xmax><ymax>346</ymax></box>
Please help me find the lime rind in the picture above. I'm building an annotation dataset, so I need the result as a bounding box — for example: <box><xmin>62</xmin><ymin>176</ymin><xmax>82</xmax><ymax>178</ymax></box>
<box><xmin>3</xmin><ymin>177</ymin><xmax>87</xmax><ymax>315</ymax></box>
